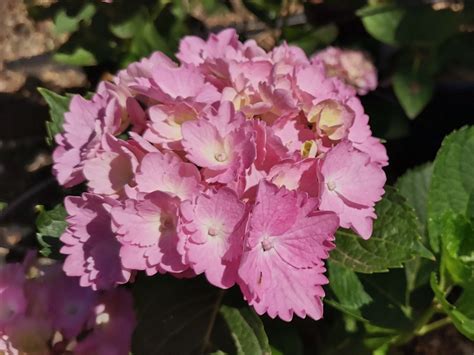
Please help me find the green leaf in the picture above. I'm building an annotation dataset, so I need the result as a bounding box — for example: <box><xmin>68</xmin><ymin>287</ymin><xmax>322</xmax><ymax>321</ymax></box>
<box><xmin>395</xmin><ymin>7</ymin><xmax>461</xmax><ymax>46</ymax></box>
<box><xmin>35</xmin><ymin>204</ymin><xmax>67</xmax><ymax>257</ymax></box>
<box><xmin>267</xmin><ymin>325</ymin><xmax>303</xmax><ymax>355</ymax></box>
<box><xmin>396</xmin><ymin>163</ymin><xmax>433</xmax><ymax>227</ymax></box>
<box><xmin>54</xmin><ymin>47</ymin><xmax>97</xmax><ymax>66</ymax></box>
<box><xmin>284</xmin><ymin>23</ymin><xmax>338</xmax><ymax>54</ymax></box>
<box><xmin>358</xmin><ymin>4</ymin><xmax>405</xmax><ymax>46</ymax></box>
<box><xmin>0</xmin><ymin>202</ymin><xmax>7</xmax><ymax>212</ymax></box>
<box><xmin>54</xmin><ymin>4</ymin><xmax>96</xmax><ymax>34</ymax></box>
<box><xmin>328</xmin><ymin>261</ymin><xmax>372</xmax><ymax>311</ymax></box>
<box><xmin>440</xmin><ymin>213</ymin><xmax>474</xmax><ymax>285</ymax></box>
<box><xmin>393</xmin><ymin>67</ymin><xmax>434</xmax><ymax>119</ymax></box>
<box><xmin>110</xmin><ymin>8</ymin><xmax>148</xmax><ymax>40</ymax></box>
<box><xmin>37</xmin><ymin>88</ymin><xmax>72</xmax><ymax>145</ymax></box>
<box><xmin>219</xmin><ymin>306</ymin><xmax>271</xmax><ymax>355</ymax></box>
<box><xmin>132</xmin><ymin>274</ymin><xmax>223</xmax><ymax>354</ymax></box>
<box><xmin>428</xmin><ymin>126</ymin><xmax>474</xmax><ymax>251</ymax></box>
<box><xmin>330</xmin><ymin>187</ymin><xmax>433</xmax><ymax>273</ymax></box>
<box><xmin>430</xmin><ymin>273</ymin><xmax>474</xmax><ymax>340</ymax></box>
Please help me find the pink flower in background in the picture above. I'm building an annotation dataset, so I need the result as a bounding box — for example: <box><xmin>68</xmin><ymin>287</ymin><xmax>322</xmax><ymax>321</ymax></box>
<box><xmin>238</xmin><ymin>181</ymin><xmax>339</xmax><ymax>321</ymax></box>
<box><xmin>60</xmin><ymin>193</ymin><xmax>130</xmax><ymax>290</ymax></box>
<box><xmin>178</xmin><ymin>188</ymin><xmax>246</xmax><ymax>288</ymax></box>
<box><xmin>313</xmin><ymin>47</ymin><xmax>378</xmax><ymax>95</ymax></box>
<box><xmin>111</xmin><ymin>191</ymin><xmax>187</xmax><ymax>275</ymax></box>
<box><xmin>318</xmin><ymin>141</ymin><xmax>386</xmax><ymax>238</ymax></box>
<box><xmin>0</xmin><ymin>260</ymin><xmax>135</xmax><ymax>354</ymax></box>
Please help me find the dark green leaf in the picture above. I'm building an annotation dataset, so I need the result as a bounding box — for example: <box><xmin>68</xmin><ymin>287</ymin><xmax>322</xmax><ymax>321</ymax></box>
<box><xmin>396</xmin><ymin>163</ymin><xmax>433</xmax><ymax>227</ymax></box>
<box><xmin>330</xmin><ymin>187</ymin><xmax>433</xmax><ymax>273</ymax></box>
<box><xmin>428</xmin><ymin>126</ymin><xmax>474</xmax><ymax>251</ymax></box>
<box><xmin>431</xmin><ymin>273</ymin><xmax>474</xmax><ymax>340</ymax></box>
<box><xmin>132</xmin><ymin>274</ymin><xmax>223</xmax><ymax>354</ymax></box>
<box><xmin>393</xmin><ymin>67</ymin><xmax>434</xmax><ymax>119</ymax></box>
<box><xmin>396</xmin><ymin>7</ymin><xmax>461</xmax><ymax>46</ymax></box>
<box><xmin>35</xmin><ymin>204</ymin><xmax>67</xmax><ymax>257</ymax></box>
<box><xmin>0</xmin><ymin>202</ymin><xmax>7</xmax><ymax>212</ymax></box>
<box><xmin>38</xmin><ymin>88</ymin><xmax>72</xmax><ymax>145</ymax></box>
<box><xmin>358</xmin><ymin>5</ymin><xmax>405</xmax><ymax>46</ymax></box>
<box><xmin>328</xmin><ymin>261</ymin><xmax>372</xmax><ymax>311</ymax></box>
<box><xmin>219</xmin><ymin>306</ymin><xmax>271</xmax><ymax>355</ymax></box>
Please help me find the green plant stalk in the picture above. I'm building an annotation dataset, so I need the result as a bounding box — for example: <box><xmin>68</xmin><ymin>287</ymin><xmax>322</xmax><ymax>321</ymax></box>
<box><xmin>416</xmin><ymin>317</ymin><xmax>452</xmax><ymax>336</ymax></box>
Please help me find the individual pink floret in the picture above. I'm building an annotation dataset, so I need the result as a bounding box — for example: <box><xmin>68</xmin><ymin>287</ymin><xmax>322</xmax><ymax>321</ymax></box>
<box><xmin>134</xmin><ymin>150</ymin><xmax>201</xmax><ymax>201</ymax></box>
<box><xmin>60</xmin><ymin>193</ymin><xmax>131</xmax><ymax>290</ymax></box>
<box><xmin>181</xmin><ymin>101</ymin><xmax>256</xmax><ymax>184</ymax></box>
<box><xmin>318</xmin><ymin>141</ymin><xmax>386</xmax><ymax>239</ymax></box>
<box><xmin>178</xmin><ymin>187</ymin><xmax>247</xmax><ymax>288</ymax></box>
<box><xmin>238</xmin><ymin>181</ymin><xmax>339</xmax><ymax>321</ymax></box>
<box><xmin>111</xmin><ymin>191</ymin><xmax>188</xmax><ymax>276</ymax></box>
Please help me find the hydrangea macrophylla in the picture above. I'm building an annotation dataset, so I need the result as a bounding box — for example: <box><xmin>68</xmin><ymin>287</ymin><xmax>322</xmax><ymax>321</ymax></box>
<box><xmin>238</xmin><ymin>181</ymin><xmax>339</xmax><ymax>321</ymax></box>
<box><xmin>0</xmin><ymin>260</ymin><xmax>135</xmax><ymax>354</ymax></box>
<box><xmin>178</xmin><ymin>187</ymin><xmax>246</xmax><ymax>288</ymax></box>
<box><xmin>111</xmin><ymin>191</ymin><xmax>187</xmax><ymax>275</ymax></box>
<box><xmin>318</xmin><ymin>141</ymin><xmax>386</xmax><ymax>238</ymax></box>
<box><xmin>0</xmin><ymin>264</ymin><xmax>27</xmax><ymax>328</ymax></box>
<box><xmin>313</xmin><ymin>47</ymin><xmax>378</xmax><ymax>95</ymax></box>
<box><xmin>52</xmin><ymin>28</ymin><xmax>388</xmax><ymax>322</ymax></box>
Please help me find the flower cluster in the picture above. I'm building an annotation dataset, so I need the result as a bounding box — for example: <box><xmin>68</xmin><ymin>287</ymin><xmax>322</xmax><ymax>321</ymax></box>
<box><xmin>54</xmin><ymin>29</ymin><xmax>387</xmax><ymax>321</ymax></box>
<box><xmin>0</xmin><ymin>258</ymin><xmax>135</xmax><ymax>354</ymax></box>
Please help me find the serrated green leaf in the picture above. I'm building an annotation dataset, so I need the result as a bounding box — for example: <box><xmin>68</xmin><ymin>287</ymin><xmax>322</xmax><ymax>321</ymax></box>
<box><xmin>396</xmin><ymin>163</ymin><xmax>433</xmax><ymax>227</ymax></box>
<box><xmin>428</xmin><ymin>126</ymin><xmax>474</xmax><ymax>252</ymax></box>
<box><xmin>440</xmin><ymin>213</ymin><xmax>474</xmax><ymax>285</ymax></box>
<box><xmin>38</xmin><ymin>88</ymin><xmax>72</xmax><ymax>145</ymax></box>
<box><xmin>36</xmin><ymin>204</ymin><xmax>67</xmax><ymax>257</ymax></box>
<box><xmin>219</xmin><ymin>306</ymin><xmax>271</xmax><ymax>355</ymax></box>
<box><xmin>358</xmin><ymin>4</ymin><xmax>405</xmax><ymax>46</ymax></box>
<box><xmin>393</xmin><ymin>67</ymin><xmax>434</xmax><ymax>119</ymax></box>
<box><xmin>132</xmin><ymin>274</ymin><xmax>222</xmax><ymax>354</ymax></box>
<box><xmin>430</xmin><ymin>273</ymin><xmax>474</xmax><ymax>340</ymax></box>
<box><xmin>330</xmin><ymin>187</ymin><xmax>433</xmax><ymax>273</ymax></box>
<box><xmin>54</xmin><ymin>47</ymin><xmax>97</xmax><ymax>66</ymax></box>
<box><xmin>328</xmin><ymin>261</ymin><xmax>372</xmax><ymax>311</ymax></box>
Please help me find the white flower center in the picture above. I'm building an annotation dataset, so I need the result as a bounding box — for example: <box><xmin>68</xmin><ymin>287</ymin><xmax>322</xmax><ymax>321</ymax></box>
<box><xmin>327</xmin><ymin>180</ymin><xmax>337</xmax><ymax>191</ymax></box>
<box><xmin>207</xmin><ymin>227</ymin><xmax>218</xmax><ymax>237</ymax></box>
<box><xmin>214</xmin><ymin>152</ymin><xmax>228</xmax><ymax>162</ymax></box>
<box><xmin>261</xmin><ymin>237</ymin><xmax>273</xmax><ymax>252</ymax></box>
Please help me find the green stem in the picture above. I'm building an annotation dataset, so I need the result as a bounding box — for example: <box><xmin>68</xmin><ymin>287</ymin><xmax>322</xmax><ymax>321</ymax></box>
<box><xmin>416</xmin><ymin>317</ymin><xmax>452</xmax><ymax>336</ymax></box>
<box><xmin>393</xmin><ymin>303</ymin><xmax>437</xmax><ymax>346</ymax></box>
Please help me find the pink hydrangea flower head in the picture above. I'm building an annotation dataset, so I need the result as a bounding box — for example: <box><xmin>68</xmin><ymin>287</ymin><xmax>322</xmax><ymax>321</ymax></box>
<box><xmin>181</xmin><ymin>101</ymin><xmax>256</xmax><ymax>184</ymax></box>
<box><xmin>60</xmin><ymin>193</ymin><xmax>131</xmax><ymax>290</ymax></box>
<box><xmin>0</xmin><ymin>264</ymin><xmax>27</xmax><ymax>328</ymax></box>
<box><xmin>135</xmin><ymin>150</ymin><xmax>201</xmax><ymax>201</ymax></box>
<box><xmin>313</xmin><ymin>47</ymin><xmax>378</xmax><ymax>95</ymax></box>
<box><xmin>111</xmin><ymin>191</ymin><xmax>187</xmax><ymax>275</ymax></box>
<box><xmin>319</xmin><ymin>141</ymin><xmax>386</xmax><ymax>238</ymax></box>
<box><xmin>178</xmin><ymin>187</ymin><xmax>247</xmax><ymax>288</ymax></box>
<box><xmin>238</xmin><ymin>181</ymin><xmax>339</xmax><ymax>321</ymax></box>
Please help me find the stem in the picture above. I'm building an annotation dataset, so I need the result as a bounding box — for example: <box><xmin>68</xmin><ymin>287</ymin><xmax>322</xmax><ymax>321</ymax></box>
<box><xmin>393</xmin><ymin>303</ymin><xmax>437</xmax><ymax>346</ymax></box>
<box><xmin>200</xmin><ymin>289</ymin><xmax>225</xmax><ymax>355</ymax></box>
<box><xmin>416</xmin><ymin>317</ymin><xmax>452</xmax><ymax>336</ymax></box>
